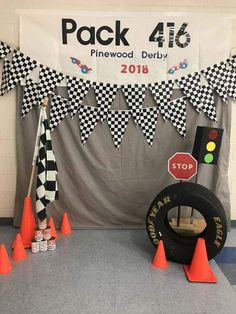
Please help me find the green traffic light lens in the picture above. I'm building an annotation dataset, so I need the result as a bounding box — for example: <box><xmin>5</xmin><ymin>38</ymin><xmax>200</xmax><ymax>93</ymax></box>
<box><xmin>204</xmin><ymin>153</ymin><xmax>214</xmax><ymax>163</ymax></box>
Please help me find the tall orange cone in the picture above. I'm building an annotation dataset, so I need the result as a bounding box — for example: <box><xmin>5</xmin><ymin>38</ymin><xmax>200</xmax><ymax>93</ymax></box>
<box><xmin>152</xmin><ymin>240</ymin><xmax>168</xmax><ymax>269</ymax></box>
<box><xmin>12</xmin><ymin>233</ymin><xmax>28</xmax><ymax>262</ymax></box>
<box><xmin>184</xmin><ymin>238</ymin><xmax>217</xmax><ymax>283</ymax></box>
<box><xmin>48</xmin><ymin>217</ymin><xmax>58</xmax><ymax>240</ymax></box>
<box><xmin>60</xmin><ymin>212</ymin><xmax>72</xmax><ymax>235</ymax></box>
<box><xmin>20</xmin><ymin>196</ymin><xmax>36</xmax><ymax>248</ymax></box>
<box><xmin>0</xmin><ymin>244</ymin><xmax>12</xmax><ymax>275</ymax></box>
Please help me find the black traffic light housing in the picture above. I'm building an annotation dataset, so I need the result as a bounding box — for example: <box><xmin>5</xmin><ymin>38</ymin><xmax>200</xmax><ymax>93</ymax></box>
<box><xmin>192</xmin><ymin>126</ymin><xmax>223</xmax><ymax>165</ymax></box>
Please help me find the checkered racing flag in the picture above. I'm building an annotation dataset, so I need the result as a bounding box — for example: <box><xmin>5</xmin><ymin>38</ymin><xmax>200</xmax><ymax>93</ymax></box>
<box><xmin>136</xmin><ymin>107</ymin><xmax>159</xmax><ymax>146</ymax></box>
<box><xmin>36</xmin><ymin>108</ymin><xmax>58</xmax><ymax>221</ymax></box>
<box><xmin>93</xmin><ymin>82</ymin><xmax>119</xmax><ymax>122</ymax></box>
<box><xmin>67</xmin><ymin>76</ymin><xmax>91</xmax><ymax>117</ymax></box>
<box><xmin>168</xmin><ymin>97</ymin><xmax>186</xmax><ymax>138</ymax></box>
<box><xmin>0</xmin><ymin>50</ymin><xmax>37</xmax><ymax>96</ymax></box>
<box><xmin>21</xmin><ymin>78</ymin><xmax>39</xmax><ymax>118</ymax></box>
<box><xmin>200</xmin><ymin>85</ymin><xmax>217</xmax><ymax>122</ymax></box>
<box><xmin>50</xmin><ymin>93</ymin><xmax>70</xmax><ymax>131</ymax></box>
<box><xmin>0</xmin><ymin>41</ymin><xmax>11</xmax><ymax>59</ymax></box>
<box><xmin>106</xmin><ymin>110</ymin><xmax>131</xmax><ymax>149</ymax></box>
<box><xmin>0</xmin><ymin>58</ymin><xmax>12</xmax><ymax>96</ymax></box>
<box><xmin>225</xmin><ymin>61</ymin><xmax>236</xmax><ymax>100</ymax></box>
<box><xmin>227</xmin><ymin>55</ymin><xmax>236</xmax><ymax>68</ymax></box>
<box><xmin>78</xmin><ymin>105</ymin><xmax>100</xmax><ymax>145</ymax></box>
<box><xmin>149</xmin><ymin>80</ymin><xmax>174</xmax><ymax>121</ymax></box>
<box><xmin>121</xmin><ymin>85</ymin><xmax>146</xmax><ymax>125</ymax></box>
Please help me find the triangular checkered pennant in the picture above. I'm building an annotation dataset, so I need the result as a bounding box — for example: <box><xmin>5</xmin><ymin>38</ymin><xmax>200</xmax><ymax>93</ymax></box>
<box><xmin>66</xmin><ymin>76</ymin><xmax>91</xmax><ymax>117</ymax></box>
<box><xmin>149</xmin><ymin>80</ymin><xmax>174</xmax><ymax>121</ymax></box>
<box><xmin>0</xmin><ymin>58</ymin><xmax>12</xmax><ymax>96</ymax></box>
<box><xmin>0</xmin><ymin>41</ymin><xmax>11</xmax><ymax>59</ymax></box>
<box><xmin>21</xmin><ymin>78</ymin><xmax>39</xmax><ymax>118</ymax></box>
<box><xmin>136</xmin><ymin>107</ymin><xmax>159</xmax><ymax>146</ymax></box>
<box><xmin>227</xmin><ymin>55</ymin><xmax>236</xmax><ymax>68</ymax></box>
<box><xmin>78</xmin><ymin>105</ymin><xmax>100</xmax><ymax>145</ymax></box>
<box><xmin>225</xmin><ymin>62</ymin><xmax>236</xmax><ymax>100</ymax></box>
<box><xmin>50</xmin><ymin>93</ymin><xmax>70</xmax><ymax>131</ymax></box>
<box><xmin>121</xmin><ymin>85</ymin><xmax>146</xmax><ymax>125</ymax></box>
<box><xmin>200</xmin><ymin>85</ymin><xmax>217</xmax><ymax>122</ymax></box>
<box><xmin>168</xmin><ymin>97</ymin><xmax>186</xmax><ymax>138</ymax></box>
<box><xmin>38</xmin><ymin>65</ymin><xmax>64</xmax><ymax>103</ymax></box>
<box><xmin>201</xmin><ymin>62</ymin><xmax>229</xmax><ymax>103</ymax></box>
<box><xmin>106</xmin><ymin>110</ymin><xmax>131</xmax><ymax>149</ymax></box>
<box><xmin>93</xmin><ymin>82</ymin><xmax>119</xmax><ymax>122</ymax></box>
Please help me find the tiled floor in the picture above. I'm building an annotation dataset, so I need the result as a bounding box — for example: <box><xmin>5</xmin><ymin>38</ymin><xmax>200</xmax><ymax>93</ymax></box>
<box><xmin>0</xmin><ymin>226</ymin><xmax>236</xmax><ymax>314</ymax></box>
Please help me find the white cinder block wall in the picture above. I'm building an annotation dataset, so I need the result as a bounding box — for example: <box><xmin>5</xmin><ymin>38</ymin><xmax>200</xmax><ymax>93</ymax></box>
<box><xmin>0</xmin><ymin>0</ymin><xmax>236</xmax><ymax>219</ymax></box>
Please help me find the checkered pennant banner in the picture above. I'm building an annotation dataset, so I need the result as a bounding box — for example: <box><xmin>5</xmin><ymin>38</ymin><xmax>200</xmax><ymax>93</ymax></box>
<box><xmin>36</xmin><ymin>108</ymin><xmax>58</xmax><ymax>221</ymax></box>
<box><xmin>0</xmin><ymin>41</ymin><xmax>11</xmax><ymax>59</ymax></box>
<box><xmin>0</xmin><ymin>58</ymin><xmax>12</xmax><ymax>96</ymax></box>
<box><xmin>50</xmin><ymin>93</ymin><xmax>70</xmax><ymax>131</ymax></box>
<box><xmin>227</xmin><ymin>55</ymin><xmax>236</xmax><ymax>68</ymax></box>
<box><xmin>67</xmin><ymin>76</ymin><xmax>91</xmax><ymax>117</ymax></box>
<box><xmin>149</xmin><ymin>80</ymin><xmax>174</xmax><ymax>121</ymax></box>
<box><xmin>38</xmin><ymin>65</ymin><xmax>64</xmax><ymax>103</ymax></box>
<box><xmin>93</xmin><ymin>82</ymin><xmax>119</xmax><ymax>122</ymax></box>
<box><xmin>168</xmin><ymin>97</ymin><xmax>187</xmax><ymax>138</ymax></box>
<box><xmin>200</xmin><ymin>85</ymin><xmax>217</xmax><ymax>122</ymax></box>
<box><xmin>136</xmin><ymin>107</ymin><xmax>159</xmax><ymax>146</ymax></box>
<box><xmin>106</xmin><ymin>110</ymin><xmax>131</xmax><ymax>149</ymax></box>
<box><xmin>201</xmin><ymin>61</ymin><xmax>229</xmax><ymax>103</ymax></box>
<box><xmin>78</xmin><ymin>105</ymin><xmax>100</xmax><ymax>145</ymax></box>
<box><xmin>21</xmin><ymin>78</ymin><xmax>39</xmax><ymax>118</ymax></box>
<box><xmin>121</xmin><ymin>85</ymin><xmax>146</xmax><ymax>125</ymax></box>
<box><xmin>225</xmin><ymin>62</ymin><xmax>236</xmax><ymax>100</ymax></box>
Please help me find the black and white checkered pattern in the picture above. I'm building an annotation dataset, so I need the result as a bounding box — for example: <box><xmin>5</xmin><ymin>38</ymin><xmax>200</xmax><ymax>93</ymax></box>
<box><xmin>93</xmin><ymin>82</ymin><xmax>118</xmax><ymax>122</ymax></box>
<box><xmin>149</xmin><ymin>80</ymin><xmax>174</xmax><ymax>121</ymax></box>
<box><xmin>200</xmin><ymin>85</ymin><xmax>217</xmax><ymax>122</ymax></box>
<box><xmin>201</xmin><ymin>61</ymin><xmax>229</xmax><ymax>103</ymax></box>
<box><xmin>121</xmin><ymin>85</ymin><xmax>146</xmax><ymax>125</ymax></box>
<box><xmin>0</xmin><ymin>58</ymin><xmax>11</xmax><ymax>96</ymax></box>
<box><xmin>136</xmin><ymin>107</ymin><xmax>159</xmax><ymax>146</ymax></box>
<box><xmin>21</xmin><ymin>78</ymin><xmax>39</xmax><ymax>118</ymax></box>
<box><xmin>106</xmin><ymin>110</ymin><xmax>131</xmax><ymax>149</ymax></box>
<box><xmin>38</xmin><ymin>65</ymin><xmax>64</xmax><ymax>104</ymax></box>
<box><xmin>50</xmin><ymin>93</ymin><xmax>70</xmax><ymax>131</ymax></box>
<box><xmin>78</xmin><ymin>105</ymin><xmax>100</xmax><ymax>145</ymax></box>
<box><xmin>67</xmin><ymin>76</ymin><xmax>91</xmax><ymax>117</ymax></box>
<box><xmin>168</xmin><ymin>97</ymin><xmax>186</xmax><ymax>138</ymax></box>
<box><xmin>225</xmin><ymin>63</ymin><xmax>236</xmax><ymax>99</ymax></box>
<box><xmin>36</xmin><ymin>108</ymin><xmax>58</xmax><ymax>221</ymax></box>
<box><xmin>0</xmin><ymin>41</ymin><xmax>11</xmax><ymax>59</ymax></box>
<box><xmin>227</xmin><ymin>55</ymin><xmax>236</xmax><ymax>68</ymax></box>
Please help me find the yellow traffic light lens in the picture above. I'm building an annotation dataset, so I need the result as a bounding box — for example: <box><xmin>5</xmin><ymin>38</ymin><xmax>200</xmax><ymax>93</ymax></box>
<box><xmin>206</xmin><ymin>141</ymin><xmax>216</xmax><ymax>152</ymax></box>
<box><xmin>204</xmin><ymin>153</ymin><xmax>214</xmax><ymax>163</ymax></box>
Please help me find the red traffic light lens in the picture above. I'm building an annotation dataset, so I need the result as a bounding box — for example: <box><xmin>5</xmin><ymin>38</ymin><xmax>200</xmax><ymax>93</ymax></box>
<box><xmin>208</xmin><ymin>129</ymin><xmax>218</xmax><ymax>140</ymax></box>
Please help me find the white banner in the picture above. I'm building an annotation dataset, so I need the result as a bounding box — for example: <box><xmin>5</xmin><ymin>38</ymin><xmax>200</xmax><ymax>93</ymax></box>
<box><xmin>19</xmin><ymin>12</ymin><xmax>231</xmax><ymax>85</ymax></box>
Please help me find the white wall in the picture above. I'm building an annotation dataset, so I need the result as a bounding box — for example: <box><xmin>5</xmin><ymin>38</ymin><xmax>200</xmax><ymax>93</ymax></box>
<box><xmin>0</xmin><ymin>0</ymin><xmax>236</xmax><ymax>218</ymax></box>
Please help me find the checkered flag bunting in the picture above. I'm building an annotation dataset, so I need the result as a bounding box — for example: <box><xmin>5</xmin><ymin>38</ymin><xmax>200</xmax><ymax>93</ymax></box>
<box><xmin>78</xmin><ymin>105</ymin><xmax>100</xmax><ymax>145</ymax></box>
<box><xmin>0</xmin><ymin>41</ymin><xmax>11</xmax><ymax>59</ymax></box>
<box><xmin>201</xmin><ymin>61</ymin><xmax>229</xmax><ymax>103</ymax></box>
<box><xmin>0</xmin><ymin>58</ymin><xmax>12</xmax><ymax>96</ymax></box>
<box><xmin>93</xmin><ymin>82</ymin><xmax>119</xmax><ymax>122</ymax></box>
<box><xmin>136</xmin><ymin>107</ymin><xmax>159</xmax><ymax>146</ymax></box>
<box><xmin>36</xmin><ymin>108</ymin><xmax>58</xmax><ymax>221</ymax></box>
<box><xmin>21</xmin><ymin>78</ymin><xmax>40</xmax><ymax>118</ymax></box>
<box><xmin>67</xmin><ymin>76</ymin><xmax>91</xmax><ymax>117</ymax></box>
<box><xmin>50</xmin><ymin>93</ymin><xmax>70</xmax><ymax>131</ymax></box>
<box><xmin>149</xmin><ymin>80</ymin><xmax>174</xmax><ymax>121</ymax></box>
<box><xmin>227</xmin><ymin>55</ymin><xmax>236</xmax><ymax>68</ymax></box>
<box><xmin>38</xmin><ymin>65</ymin><xmax>64</xmax><ymax>103</ymax></box>
<box><xmin>200</xmin><ymin>85</ymin><xmax>217</xmax><ymax>122</ymax></box>
<box><xmin>106</xmin><ymin>110</ymin><xmax>131</xmax><ymax>149</ymax></box>
<box><xmin>225</xmin><ymin>62</ymin><xmax>236</xmax><ymax>100</ymax></box>
<box><xmin>168</xmin><ymin>97</ymin><xmax>187</xmax><ymax>138</ymax></box>
<box><xmin>121</xmin><ymin>85</ymin><xmax>146</xmax><ymax>125</ymax></box>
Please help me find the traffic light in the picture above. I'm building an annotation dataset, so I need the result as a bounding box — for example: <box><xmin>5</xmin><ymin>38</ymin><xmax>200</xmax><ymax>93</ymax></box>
<box><xmin>192</xmin><ymin>127</ymin><xmax>223</xmax><ymax>165</ymax></box>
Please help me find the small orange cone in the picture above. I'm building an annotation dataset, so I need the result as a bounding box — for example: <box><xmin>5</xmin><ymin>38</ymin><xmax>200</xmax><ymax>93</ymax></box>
<box><xmin>48</xmin><ymin>217</ymin><xmax>58</xmax><ymax>240</ymax></box>
<box><xmin>184</xmin><ymin>238</ymin><xmax>217</xmax><ymax>283</ymax></box>
<box><xmin>20</xmin><ymin>196</ymin><xmax>36</xmax><ymax>248</ymax></box>
<box><xmin>152</xmin><ymin>240</ymin><xmax>168</xmax><ymax>269</ymax></box>
<box><xmin>12</xmin><ymin>233</ymin><xmax>28</xmax><ymax>262</ymax></box>
<box><xmin>60</xmin><ymin>212</ymin><xmax>72</xmax><ymax>235</ymax></box>
<box><xmin>0</xmin><ymin>244</ymin><xmax>12</xmax><ymax>275</ymax></box>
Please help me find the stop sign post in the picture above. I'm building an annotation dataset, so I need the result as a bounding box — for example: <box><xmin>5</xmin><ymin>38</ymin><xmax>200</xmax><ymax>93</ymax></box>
<box><xmin>168</xmin><ymin>152</ymin><xmax>198</xmax><ymax>181</ymax></box>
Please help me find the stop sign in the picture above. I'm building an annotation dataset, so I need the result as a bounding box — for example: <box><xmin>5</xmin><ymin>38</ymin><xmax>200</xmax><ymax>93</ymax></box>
<box><xmin>168</xmin><ymin>152</ymin><xmax>198</xmax><ymax>180</ymax></box>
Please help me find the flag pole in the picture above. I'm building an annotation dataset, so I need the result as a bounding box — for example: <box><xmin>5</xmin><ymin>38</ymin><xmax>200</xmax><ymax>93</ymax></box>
<box><xmin>27</xmin><ymin>97</ymin><xmax>49</xmax><ymax>197</ymax></box>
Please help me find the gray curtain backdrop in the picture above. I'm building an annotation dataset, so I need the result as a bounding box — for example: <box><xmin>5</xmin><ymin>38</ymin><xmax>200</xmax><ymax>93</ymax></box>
<box><xmin>14</xmin><ymin>87</ymin><xmax>231</xmax><ymax>229</ymax></box>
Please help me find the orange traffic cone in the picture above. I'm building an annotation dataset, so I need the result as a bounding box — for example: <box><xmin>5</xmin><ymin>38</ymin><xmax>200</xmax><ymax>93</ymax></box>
<box><xmin>184</xmin><ymin>238</ymin><xmax>217</xmax><ymax>283</ymax></box>
<box><xmin>60</xmin><ymin>212</ymin><xmax>72</xmax><ymax>235</ymax></box>
<box><xmin>0</xmin><ymin>244</ymin><xmax>12</xmax><ymax>275</ymax></box>
<box><xmin>20</xmin><ymin>196</ymin><xmax>36</xmax><ymax>248</ymax></box>
<box><xmin>152</xmin><ymin>240</ymin><xmax>168</xmax><ymax>269</ymax></box>
<box><xmin>48</xmin><ymin>217</ymin><xmax>58</xmax><ymax>240</ymax></box>
<box><xmin>12</xmin><ymin>233</ymin><xmax>28</xmax><ymax>262</ymax></box>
